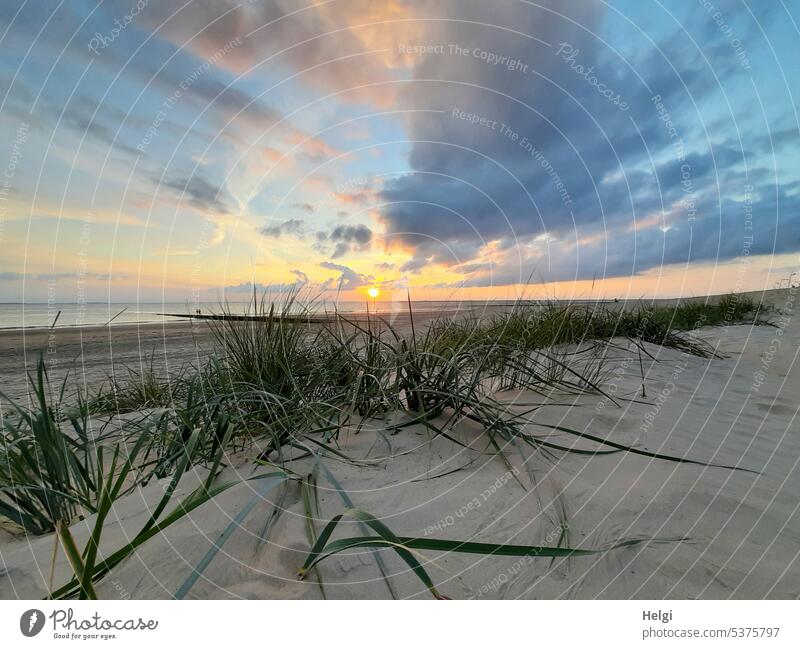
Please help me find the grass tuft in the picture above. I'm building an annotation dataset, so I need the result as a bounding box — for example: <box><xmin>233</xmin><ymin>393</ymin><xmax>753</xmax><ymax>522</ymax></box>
<box><xmin>0</xmin><ymin>291</ymin><xmax>769</xmax><ymax>598</ymax></box>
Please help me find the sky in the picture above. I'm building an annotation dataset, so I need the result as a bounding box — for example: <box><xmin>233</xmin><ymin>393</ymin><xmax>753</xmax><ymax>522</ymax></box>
<box><xmin>0</xmin><ymin>0</ymin><xmax>798</xmax><ymax>303</ymax></box>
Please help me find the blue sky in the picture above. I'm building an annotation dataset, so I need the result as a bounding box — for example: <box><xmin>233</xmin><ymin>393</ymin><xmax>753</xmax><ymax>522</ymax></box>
<box><xmin>0</xmin><ymin>0</ymin><xmax>798</xmax><ymax>302</ymax></box>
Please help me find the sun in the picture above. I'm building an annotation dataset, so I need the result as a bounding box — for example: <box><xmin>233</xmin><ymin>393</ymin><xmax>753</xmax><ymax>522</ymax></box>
<box><xmin>367</xmin><ymin>287</ymin><xmax>380</xmax><ymax>299</ymax></box>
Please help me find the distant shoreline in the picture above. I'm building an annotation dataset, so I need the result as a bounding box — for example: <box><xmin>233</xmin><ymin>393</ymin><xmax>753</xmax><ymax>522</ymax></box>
<box><xmin>0</xmin><ymin>287</ymin><xmax>790</xmax><ymax>333</ymax></box>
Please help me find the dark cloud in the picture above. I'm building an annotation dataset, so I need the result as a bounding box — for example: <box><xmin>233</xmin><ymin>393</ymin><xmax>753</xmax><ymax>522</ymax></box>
<box><xmin>290</xmin><ymin>269</ymin><xmax>309</xmax><ymax>284</ymax></box>
<box><xmin>224</xmin><ymin>274</ymin><xmax>306</xmax><ymax>294</ymax></box>
<box><xmin>330</xmin><ymin>224</ymin><xmax>372</xmax><ymax>245</ymax></box>
<box><xmin>331</xmin><ymin>242</ymin><xmax>350</xmax><ymax>259</ymax></box>
<box><xmin>160</xmin><ymin>174</ymin><xmax>233</xmax><ymax>214</ymax></box>
<box><xmin>315</xmin><ymin>223</ymin><xmax>373</xmax><ymax>258</ymax></box>
<box><xmin>319</xmin><ymin>261</ymin><xmax>372</xmax><ymax>290</ymax></box>
<box><xmin>58</xmin><ymin>96</ymin><xmax>145</xmax><ymax>158</ymax></box>
<box><xmin>2</xmin><ymin>0</ymin><xmax>797</xmax><ymax>295</ymax></box>
<box><xmin>399</xmin><ymin>256</ymin><xmax>430</xmax><ymax>274</ymax></box>
<box><xmin>292</xmin><ymin>203</ymin><xmax>315</xmax><ymax>214</ymax></box>
<box><xmin>374</xmin><ymin>0</ymin><xmax>796</xmax><ymax>284</ymax></box>
<box><xmin>260</xmin><ymin>218</ymin><xmax>305</xmax><ymax>238</ymax></box>
<box><xmin>437</xmin><ymin>184</ymin><xmax>800</xmax><ymax>289</ymax></box>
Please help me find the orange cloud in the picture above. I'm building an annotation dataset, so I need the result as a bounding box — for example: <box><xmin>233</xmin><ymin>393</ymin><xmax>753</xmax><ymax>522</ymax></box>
<box><xmin>139</xmin><ymin>1</ymin><xmax>425</xmax><ymax>108</ymax></box>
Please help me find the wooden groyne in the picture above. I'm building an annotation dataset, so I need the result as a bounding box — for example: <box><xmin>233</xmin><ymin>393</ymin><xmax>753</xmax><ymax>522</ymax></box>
<box><xmin>156</xmin><ymin>312</ymin><xmax>336</xmax><ymax>323</ymax></box>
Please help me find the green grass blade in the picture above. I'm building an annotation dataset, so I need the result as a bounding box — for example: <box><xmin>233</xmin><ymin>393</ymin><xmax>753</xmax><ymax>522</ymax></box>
<box><xmin>299</xmin><ymin>508</ymin><xmax>445</xmax><ymax>599</ymax></box>
<box><xmin>174</xmin><ymin>475</ymin><xmax>289</xmax><ymax>599</ymax></box>
<box><xmin>532</xmin><ymin>423</ymin><xmax>760</xmax><ymax>473</ymax></box>
<box><xmin>300</xmin><ymin>473</ymin><xmax>326</xmax><ymax>599</ymax></box>
<box><xmin>56</xmin><ymin>522</ymin><xmax>97</xmax><ymax>600</ymax></box>
<box><xmin>48</xmin><ymin>471</ymin><xmax>289</xmax><ymax>599</ymax></box>
<box><xmin>313</xmin><ymin>457</ymin><xmax>399</xmax><ymax>599</ymax></box>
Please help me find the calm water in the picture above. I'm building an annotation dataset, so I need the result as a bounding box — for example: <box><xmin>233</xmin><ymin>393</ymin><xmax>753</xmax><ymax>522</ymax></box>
<box><xmin>0</xmin><ymin>300</ymin><xmax>475</xmax><ymax>330</ymax></box>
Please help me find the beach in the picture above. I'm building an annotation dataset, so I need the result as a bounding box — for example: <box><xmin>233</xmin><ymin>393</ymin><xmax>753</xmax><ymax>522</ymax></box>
<box><xmin>0</xmin><ymin>321</ymin><xmax>214</xmax><ymax>405</ymax></box>
<box><xmin>1</xmin><ymin>290</ymin><xmax>798</xmax><ymax>599</ymax></box>
<box><xmin>0</xmin><ymin>289</ymin><xmax>787</xmax><ymax>404</ymax></box>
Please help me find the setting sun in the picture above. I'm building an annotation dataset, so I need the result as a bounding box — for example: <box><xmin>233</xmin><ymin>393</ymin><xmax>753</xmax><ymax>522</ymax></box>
<box><xmin>367</xmin><ymin>287</ymin><xmax>380</xmax><ymax>299</ymax></box>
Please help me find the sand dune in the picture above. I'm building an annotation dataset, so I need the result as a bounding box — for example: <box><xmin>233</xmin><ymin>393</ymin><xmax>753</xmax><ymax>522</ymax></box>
<box><xmin>2</xmin><ymin>300</ymin><xmax>797</xmax><ymax>599</ymax></box>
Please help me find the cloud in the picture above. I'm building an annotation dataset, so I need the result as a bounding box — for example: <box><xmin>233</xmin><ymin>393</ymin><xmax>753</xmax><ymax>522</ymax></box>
<box><xmin>330</xmin><ymin>224</ymin><xmax>372</xmax><ymax>245</ymax></box>
<box><xmin>286</xmin><ymin>131</ymin><xmax>341</xmax><ymax>164</ymax></box>
<box><xmin>291</xmin><ymin>203</ymin><xmax>315</xmax><ymax>214</ymax></box>
<box><xmin>260</xmin><ymin>218</ymin><xmax>305</xmax><ymax>238</ymax></box>
<box><xmin>332</xmin><ymin>190</ymin><xmax>372</xmax><ymax>206</ymax></box>
<box><xmin>223</xmin><ymin>276</ymin><xmax>306</xmax><ymax>294</ymax></box>
<box><xmin>319</xmin><ymin>261</ymin><xmax>372</xmax><ymax>290</ymax></box>
<box><xmin>399</xmin><ymin>256</ymin><xmax>430</xmax><ymax>274</ymax></box>
<box><xmin>0</xmin><ymin>270</ymin><xmax>129</xmax><ymax>282</ymax></box>
<box><xmin>109</xmin><ymin>0</ymin><xmax>425</xmax><ymax>107</ymax></box>
<box><xmin>314</xmin><ymin>223</ymin><xmax>374</xmax><ymax>258</ymax></box>
<box><xmin>372</xmin><ymin>0</ymin><xmax>797</xmax><ymax>284</ymax></box>
<box><xmin>161</xmin><ymin>174</ymin><xmax>233</xmax><ymax>214</ymax></box>
<box><xmin>290</xmin><ymin>268</ymin><xmax>309</xmax><ymax>284</ymax></box>
<box><xmin>1</xmin><ymin>0</ymin><xmax>797</xmax><ymax>300</ymax></box>
<box><xmin>331</xmin><ymin>242</ymin><xmax>350</xmax><ymax>259</ymax></box>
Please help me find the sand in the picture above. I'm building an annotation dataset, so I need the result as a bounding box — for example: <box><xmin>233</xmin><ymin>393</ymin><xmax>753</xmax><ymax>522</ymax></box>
<box><xmin>1</xmin><ymin>289</ymin><xmax>798</xmax><ymax>599</ymax></box>
<box><xmin>0</xmin><ymin>320</ymin><xmax>215</xmax><ymax>405</ymax></box>
<box><xmin>0</xmin><ymin>307</ymin><xmax>458</xmax><ymax>405</ymax></box>
<box><xmin>0</xmin><ymin>288</ymin><xmax>786</xmax><ymax>405</ymax></box>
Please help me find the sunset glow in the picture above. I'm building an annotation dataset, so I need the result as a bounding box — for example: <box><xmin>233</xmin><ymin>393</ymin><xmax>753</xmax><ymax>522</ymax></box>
<box><xmin>0</xmin><ymin>1</ymin><xmax>796</xmax><ymax>304</ymax></box>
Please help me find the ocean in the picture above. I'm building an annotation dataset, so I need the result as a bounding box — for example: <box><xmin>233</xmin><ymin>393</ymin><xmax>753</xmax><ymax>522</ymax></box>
<box><xmin>0</xmin><ymin>300</ymin><xmax>476</xmax><ymax>330</ymax></box>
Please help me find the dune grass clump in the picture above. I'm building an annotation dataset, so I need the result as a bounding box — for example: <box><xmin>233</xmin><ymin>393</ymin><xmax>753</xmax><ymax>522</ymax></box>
<box><xmin>90</xmin><ymin>364</ymin><xmax>179</xmax><ymax>414</ymax></box>
<box><xmin>0</xmin><ymin>362</ymin><xmax>113</xmax><ymax>535</ymax></box>
<box><xmin>473</xmin><ymin>294</ymin><xmax>764</xmax><ymax>358</ymax></box>
<box><xmin>0</xmin><ymin>291</ymin><xmax>769</xmax><ymax>599</ymax></box>
<box><xmin>205</xmin><ymin>294</ymin><xmax>315</xmax><ymax>396</ymax></box>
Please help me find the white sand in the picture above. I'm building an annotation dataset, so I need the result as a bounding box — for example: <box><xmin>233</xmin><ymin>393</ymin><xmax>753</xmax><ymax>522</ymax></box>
<box><xmin>1</xmin><ymin>299</ymin><xmax>798</xmax><ymax>599</ymax></box>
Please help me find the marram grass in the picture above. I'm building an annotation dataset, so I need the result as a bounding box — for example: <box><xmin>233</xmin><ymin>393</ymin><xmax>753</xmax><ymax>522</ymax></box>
<box><xmin>0</xmin><ymin>292</ymin><xmax>765</xmax><ymax>598</ymax></box>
